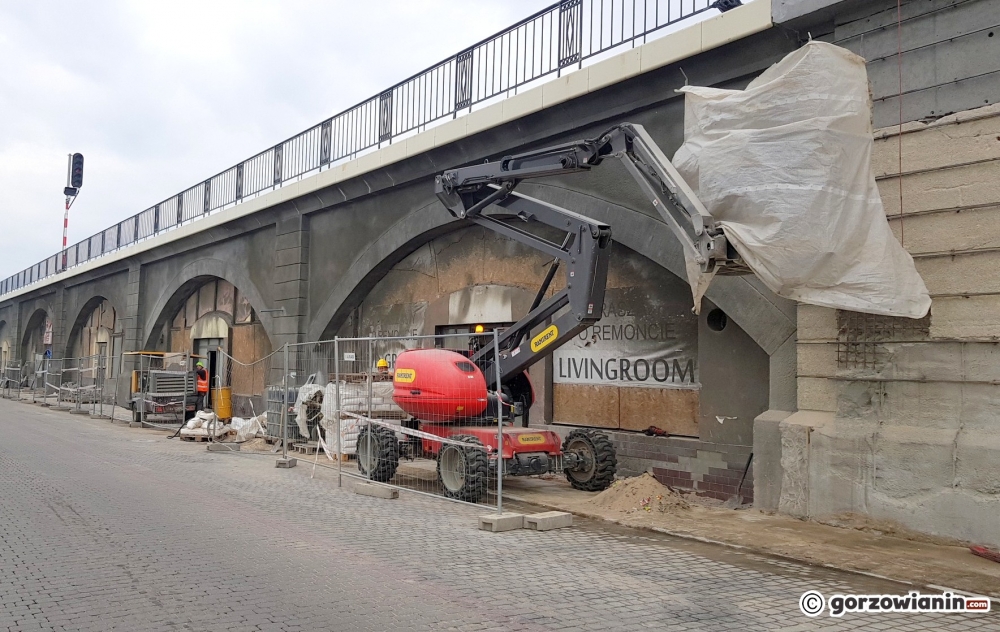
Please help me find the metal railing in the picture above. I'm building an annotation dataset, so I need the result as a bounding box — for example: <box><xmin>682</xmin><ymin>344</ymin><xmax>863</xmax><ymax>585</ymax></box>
<box><xmin>1</xmin><ymin>0</ymin><xmax>724</xmax><ymax>297</ymax></box>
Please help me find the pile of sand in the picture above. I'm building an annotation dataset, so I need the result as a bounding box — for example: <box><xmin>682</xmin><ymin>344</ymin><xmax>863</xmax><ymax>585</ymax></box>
<box><xmin>239</xmin><ymin>438</ymin><xmax>272</xmax><ymax>452</ymax></box>
<box><xmin>587</xmin><ymin>473</ymin><xmax>690</xmax><ymax>514</ymax></box>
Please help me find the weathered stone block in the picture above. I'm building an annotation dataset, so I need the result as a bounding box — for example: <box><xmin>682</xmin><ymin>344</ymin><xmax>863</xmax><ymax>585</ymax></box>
<box><xmin>753</xmin><ymin>409</ymin><xmax>792</xmax><ymax>513</ymax></box>
<box><xmin>797</xmin><ymin>377</ymin><xmax>838</xmax><ymax>412</ymax></box>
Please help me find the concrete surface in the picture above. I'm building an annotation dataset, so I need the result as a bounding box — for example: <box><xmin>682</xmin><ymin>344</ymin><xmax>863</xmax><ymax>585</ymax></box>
<box><xmin>478</xmin><ymin>513</ymin><xmax>524</xmax><ymax>533</ymax></box>
<box><xmin>2</xmin><ymin>397</ymin><xmax>997</xmax><ymax>631</ymax></box>
<box><xmin>778</xmin><ymin>104</ymin><xmax>1000</xmax><ymax>548</ymax></box>
<box><xmin>500</xmin><ymin>474</ymin><xmax>1000</xmax><ymax>601</ymax></box>
<box><xmin>355</xmin><ymin>481</ymin><xmax>399</xmax><ymax>500</ymax></box>
<box><xmin>524</xmin><ymin>511</ymin><xmax>573</xmax><ymax>531</ymax></box>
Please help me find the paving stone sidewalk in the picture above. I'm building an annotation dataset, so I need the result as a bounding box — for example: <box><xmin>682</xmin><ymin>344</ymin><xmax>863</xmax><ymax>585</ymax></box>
<box><xmin>0</xmin><ymin>397</ymin><xmax>994</xmax><ymax>631</ymax></box>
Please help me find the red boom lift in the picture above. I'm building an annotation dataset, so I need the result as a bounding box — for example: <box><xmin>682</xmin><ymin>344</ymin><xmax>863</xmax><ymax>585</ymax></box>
<box><xmin>355</xmin><ymin>123</ymin><xmax>740</xmax><ymax>501</ymax></box>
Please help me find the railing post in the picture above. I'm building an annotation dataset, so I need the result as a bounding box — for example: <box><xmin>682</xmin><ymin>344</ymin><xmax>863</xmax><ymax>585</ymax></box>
<box><xmin>378</xmin><ymin>90</ymin><xmax>393</xmax><ymax>144</ymax></box>
<box><xmin>273</xmin><ymin>144</ymin><xmax>283</xmax><ymax>186</ymax></box>
<box><xmin>176</xmin><ymin>193</ymin><xmax>184</xmax><ymax>224</ymax></box>
<box><xmin>153</xmin><ymin>204</ymin><xmax>160</xmax><ymax>233</ymax></box>
<box><xmin>454</xmin><ymin>48</ymin><xmax>474</xmax><ymax>111</ymax></box>
<box><xmin>558</xmin><ymin>0</ymin><xmax>583</xmax><ymax>69</ymax></box>
<box><xmin>320</xmin><ymin>120</ymin><xmax>332</xmax><ymax>166</ymax></box>
<box><xmin>236</xmin><ymin>164</ymin><xmax>244</xmax><ymax>201</ymax></box>
<box><xmin>203</xmin><ymin>179</ymin><xmax>212</xmax><ymax>214</ymax></box>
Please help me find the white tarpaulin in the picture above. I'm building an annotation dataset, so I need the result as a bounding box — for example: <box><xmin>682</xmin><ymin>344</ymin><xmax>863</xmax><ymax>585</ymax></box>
<box><xmin>672</xmin><ymin>41</ymin><xmax>930</xmax><ymax>318</ymax></box>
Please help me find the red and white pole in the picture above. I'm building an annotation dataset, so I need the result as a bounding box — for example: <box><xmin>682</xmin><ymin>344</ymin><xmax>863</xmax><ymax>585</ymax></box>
<box><xmin>62</xmin><ymin>154</ymin><xmax>72</xmax><ymax>271</ymax></box>
<box><xmin>62</xmin><ymin>199</ymin><xmax>70</xmax><ymax>249</ymax></box>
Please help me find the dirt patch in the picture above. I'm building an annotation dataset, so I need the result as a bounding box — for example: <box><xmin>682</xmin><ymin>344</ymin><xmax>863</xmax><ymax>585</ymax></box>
<box><xmin>239</xmin><ymin>438</ymin><xmax>272</xmax><ymax>452</ymax></box>
<box><xmin>587</xmin><ymin>473</ymin><xmax>690</xmax><ymax>514</ymax></box>
<box><xmin>816</xmin><ymin>512</ymin><xmax>967</xmax><ymax>547</ymax></box>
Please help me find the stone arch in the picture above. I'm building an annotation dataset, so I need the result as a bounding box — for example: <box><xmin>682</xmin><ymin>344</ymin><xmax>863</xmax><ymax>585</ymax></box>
<box><xmin>309</xmin><ymin>189</ymin><xmax>795</xmax><ymax>355</ymax></box>
<box><xmin>308</xmin><ymin>186</ymin><xmax>797</xmax><ymax>412</ymax></box>
<box><xmin>20</xmin><ymin>308</ymin><xmax>51</xmax><ymax>363</ymax></box>
<box><xmin>143</xmin><ymin>258</ymin><xmax>274</xmax><ymax>350</ymax></box>
<box><xmin>65</xmin><ymin>295</ymin><xmax>120</xmax><ymax>359</ymax></box>
<box><xmin>0</xmin><ymin>319</ymin><xmax>9</xmax><ymax>370</ymax></box>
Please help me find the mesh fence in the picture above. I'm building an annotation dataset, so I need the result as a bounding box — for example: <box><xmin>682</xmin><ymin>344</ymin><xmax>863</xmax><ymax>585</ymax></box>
<box><xmin>129</xmin><ymin>352</ymin><xmax>197</xmax><ymax>429</ymax></box>
<box><xmin>1</xmin><ymin>361</ymin><xmax>21</xmax><ymax>399</ymax></box>
<box><xmin>260</xmin><ymin>333</ymin><xmax>505</xmax><ymax>509</ymax></box>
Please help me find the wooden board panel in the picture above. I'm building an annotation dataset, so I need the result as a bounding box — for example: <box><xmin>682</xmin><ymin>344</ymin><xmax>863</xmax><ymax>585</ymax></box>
<box><xmin>553</xmin><ymin>383</ymin><xmax>619</xmax><ymax>429</ymax></box>
<box><xmin>618</xmin><ymin>387</ymin><xmax>699</xmax><ymax>437</ymax></box>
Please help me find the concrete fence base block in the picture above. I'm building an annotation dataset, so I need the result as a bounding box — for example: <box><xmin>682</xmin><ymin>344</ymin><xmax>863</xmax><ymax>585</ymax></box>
<box><xmin>524</xmin><ymin>511</ymin><xmax>573</xmax><ymax>531</ymax></box>
<box><xmin>207</xmin><ymin>443</ymin><xmax>239</xmax><ymax>452</ymax></box>
<box><xmin>128</xmin><ymin>421</ymin><xmax>143</xmax><ymax>428</ymax></box>
<box><xmin>275</xmin><ymin>457</ymin><xmax>297</xmax><ymax>468</ymax></box>
<box><xmin>51</xmin><ymin>406</ymin><xmax>72</xmax><ymax>411</ymax></box>
<box><xmin>479</xmin><ymin>513</ymin><xmax>525</xmax><ymax>532</ymax></box>
<box><xmin>354</xmin><ymin>482</ymin><xmax>399</xmax><ymax>499</ymax></box>
<box><xmin>70</xmin><ymin>409</ymin><xmax>90</xmax><ymax>415</ymax></box>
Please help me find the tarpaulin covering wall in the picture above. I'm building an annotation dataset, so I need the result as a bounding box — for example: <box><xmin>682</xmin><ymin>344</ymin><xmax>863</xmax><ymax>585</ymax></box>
<box><xmin>673</xmin><ymin>41</ymin><xmax>930</xmax><ymax>318</ymax></box>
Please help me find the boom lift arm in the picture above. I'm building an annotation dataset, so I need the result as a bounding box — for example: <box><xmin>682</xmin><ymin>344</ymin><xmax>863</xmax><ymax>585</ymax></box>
<box><xmin>434</xmin><ymin>123</ymin><xmax>737</xmax><ymax>391</ymax></box>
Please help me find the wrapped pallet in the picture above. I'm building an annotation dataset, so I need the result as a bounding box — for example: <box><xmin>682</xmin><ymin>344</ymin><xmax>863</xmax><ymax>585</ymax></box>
<box><xmin>319</xmin><ymin>380</ymin><xmax>406</xmax><ymax>454</ymax></box>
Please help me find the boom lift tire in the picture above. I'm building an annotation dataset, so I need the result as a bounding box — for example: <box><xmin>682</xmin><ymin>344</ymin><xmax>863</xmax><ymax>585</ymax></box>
<box><xmin>562</xmin><ymin>428</ymin><xmax>617</xmax><ymax>491</ymax></box>
<box><xmin>357</xmin><ymin>424</ymin><xmax>400</xmax><ymax>483</ymax></box>
<box><xmin>437</xmin><ymin>434</ymin><xmax>489</xmax><ymax>502</ymax></box>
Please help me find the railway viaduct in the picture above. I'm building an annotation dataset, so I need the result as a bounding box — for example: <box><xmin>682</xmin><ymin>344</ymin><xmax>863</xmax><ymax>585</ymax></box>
<box><xmin>3</xmin><ymin>0</ymin><xmax>999</xmax><ymax>546</ymax></box>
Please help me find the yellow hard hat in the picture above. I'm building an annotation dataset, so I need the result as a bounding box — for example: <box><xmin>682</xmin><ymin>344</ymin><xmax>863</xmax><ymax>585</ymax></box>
<box><xmin>474</xmin><ymin>324</ymin><xmax>485</xmax><ymax>333</ymax></box>
<box><xmin>376</xmin><ymin>358</ymin><xmax>389</xmax><ymax>368</ymax></box>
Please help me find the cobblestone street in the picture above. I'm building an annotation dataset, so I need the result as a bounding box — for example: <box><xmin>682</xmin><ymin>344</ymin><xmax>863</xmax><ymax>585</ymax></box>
<box><xmin>0</xmin><ymin>398</ymin><xmax>994</xmax><ymax>631</ymax></box>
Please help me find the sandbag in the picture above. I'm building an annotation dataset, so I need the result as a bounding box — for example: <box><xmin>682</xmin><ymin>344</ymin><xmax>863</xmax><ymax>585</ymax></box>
<box><xmin>672</xmin><ymin>41</ymin><xmax>930</xmax><ymax>318</ymax></box>
<box><xmin>231</xmin><ymin>414</ymin><xmax>265</xmax><ymax>442</ymax></box>
<box><xmin>293</xmin><ymin>383</ymin><xmax>324</xmax><ymax>439</ymax></box>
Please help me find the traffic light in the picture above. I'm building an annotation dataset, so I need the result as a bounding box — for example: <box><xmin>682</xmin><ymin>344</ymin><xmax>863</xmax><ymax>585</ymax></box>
<box><xmin>70</xmin><ymin>153</ymin><xmax>84</xmax><ymax>189</ymax></box>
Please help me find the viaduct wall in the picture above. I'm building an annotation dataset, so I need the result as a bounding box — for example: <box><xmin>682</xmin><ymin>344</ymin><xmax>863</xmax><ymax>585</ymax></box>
<box><xmin>755</xmin><ymin>0</ymin><xmax>1000</xmax><ymax>547</ymax></box>
<box><xmin>1</xmin><ymin>0</ymin><xmax>996</xmax><ymax>545</ymax></box>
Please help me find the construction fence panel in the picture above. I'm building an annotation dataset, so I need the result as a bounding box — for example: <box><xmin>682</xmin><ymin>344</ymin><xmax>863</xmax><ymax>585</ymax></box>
<box><xmin>215</xmin><ymin>348</ymin><xmax>276</xmax><ymax>441</ymax></box>
<box><xmin>275</xmin><ymin>333</ymin><xmax>503</xmax><ymax>510</ymax></box>
<box><xmin>1</xmin><ymin>361</ymin><xmax>21</xmax><ymax>399</ymax></box>
<box><xmin>43</xmin><ymin>358</ymin><xmax>64</xmax><ymax>408</ymax></box>
<box><xmin>132</xmin><ymin>352</ymin><xmax>196</xmax><ymax>429</ymax></box>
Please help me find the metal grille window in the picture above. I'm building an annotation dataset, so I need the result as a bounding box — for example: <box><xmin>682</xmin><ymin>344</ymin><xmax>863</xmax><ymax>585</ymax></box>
<box><xmin>836</xmin><ymin>310</ymin><xmax>931</xmax><ymax>370</ymax></box>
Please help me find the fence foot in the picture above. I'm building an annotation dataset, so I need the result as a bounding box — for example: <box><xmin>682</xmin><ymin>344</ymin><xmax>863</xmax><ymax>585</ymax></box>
<box><xmin>275</xmin><ymin>457</ymin><xmax>297</xmax><ymax>468</ymax></box>
<box><xmin>479</xmin><ymin>514</ymin><xmax>525</xmax><ymax>532</ymax></box>
<box><xmin>524</xmin><ymin>511</ymin><xmax>573</xmax><ymax>531</ymax></box>
<box><xmin>355</xmin><ymin>482</ymin><xmax>398</xmax><ymax>500</ymax></box>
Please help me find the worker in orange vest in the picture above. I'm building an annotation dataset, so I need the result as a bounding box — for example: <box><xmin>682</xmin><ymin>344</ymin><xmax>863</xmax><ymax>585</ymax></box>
<box><xmin>195</xmin><ymin>360</ymin><xmax>209</xmax><ymax>410</ymax></box>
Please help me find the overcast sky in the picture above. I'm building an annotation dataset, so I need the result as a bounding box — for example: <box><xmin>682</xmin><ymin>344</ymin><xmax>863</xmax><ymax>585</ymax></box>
<box><xmin>0</xmin><ymin>0</ymin><xmax>554</xmax><ymax>276</ymax></box>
